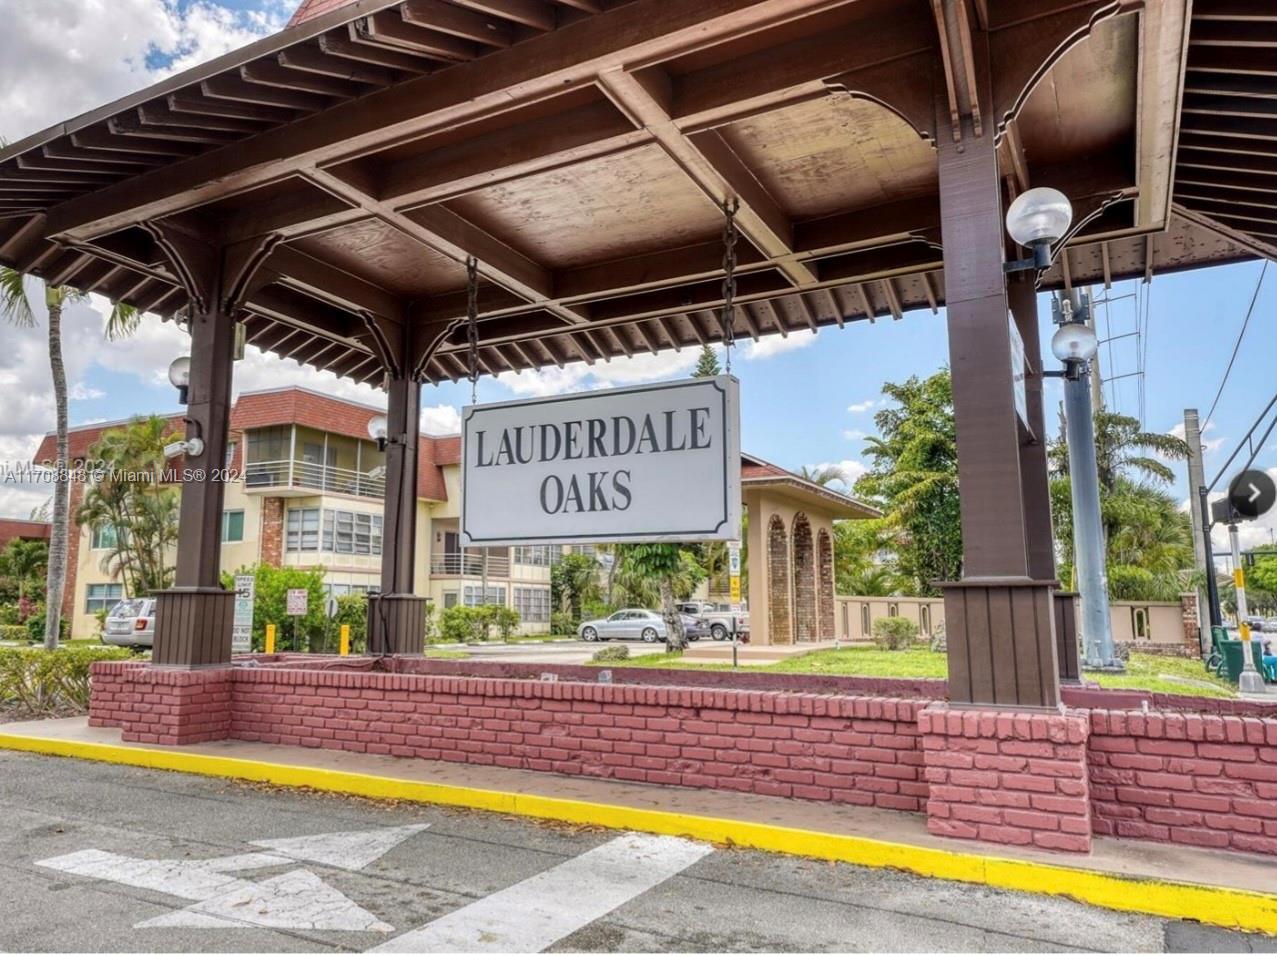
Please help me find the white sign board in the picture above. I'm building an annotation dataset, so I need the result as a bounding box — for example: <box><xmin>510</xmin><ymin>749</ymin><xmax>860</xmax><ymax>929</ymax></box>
<box><xmin>286</xmin><ymin>588</ymin><xmax>308</xmax><ymax>617</ymax></box>
<box><xmin>232</xmin><ymin>574</ymin><xmax>255</xmax><ymax>654</ymax></box>
<box><xmin>462</xmin><ymin>376</ymin><xmax>741</xmax><ymax>546</ymax></box>
<box><xmin>1008</xmin><ymin>313</ymin><xmax>1028</xmax><ymax>428</ymax></box>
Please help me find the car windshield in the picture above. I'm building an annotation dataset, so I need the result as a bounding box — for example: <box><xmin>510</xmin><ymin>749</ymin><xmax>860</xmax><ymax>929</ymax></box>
<box><xmin>109</xmin><ymin>600</ymin><xmax>144</xmax><ymax>619</ymax></box>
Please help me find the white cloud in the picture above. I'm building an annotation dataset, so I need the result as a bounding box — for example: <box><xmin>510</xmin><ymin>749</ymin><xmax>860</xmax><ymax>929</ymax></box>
<box><xmin>421</xmin><ymin>404</ymin><xmax>461</xmax><ymax>436</ymax></box>
<box><xmin>495</xmin><ymin>349</ymin><xmax>698</xmax><ymax>399</ymax></box>
<box><xmin>847</xmin><ymin>399</ymin><xmax>881</xmax><ymax>414</ymax></box>
<box><xmin>739</xmin><ymin>329</ymin><xmax>817</xmax><ymax>361</ymax></box>
<box><xmin>843</xmin><ymin>429</ymin><xmax>867</xmax><ymax>441</ymax></box>
<box><xmin>69</xmin><ymin>383</ymin><xmax>105</xmax><ymax>401</ymax></box>
<box><xmin>805</xmin><ymin>459</ymin><xmax>868</xmax><ymax>489</ymax></box>
<box><xmin>0</xmin><ymin>0</ymin><xmax>288</xmax><ymax>144</ymax></box>
<box><xmin>1167</xmin><ymin>420</ymin><xmax>1226</xmax><ymax>456</ymax></box>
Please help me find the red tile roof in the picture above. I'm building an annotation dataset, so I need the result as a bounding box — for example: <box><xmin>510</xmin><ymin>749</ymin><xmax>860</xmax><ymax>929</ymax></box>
<box><xmin>288</xmin><ymin>0</ymin><xmax>360</xmax><ymax>26</ymax></box>
<box><xmin>32</xmin><ymin>415</ymin><xmax>186</xmax><ymax>466</ymax></box>
<box><xmin>0</xmin><ymin>518</ymin><xmax>51</xmax><ymax>549</ymax></box>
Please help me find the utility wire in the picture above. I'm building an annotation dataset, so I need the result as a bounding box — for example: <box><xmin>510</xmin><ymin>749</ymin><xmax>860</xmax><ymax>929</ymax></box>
<box><xmin>1203</xmin><ymin>260</ymin><xmax>1268</xmax><ymax>430</ymax></box>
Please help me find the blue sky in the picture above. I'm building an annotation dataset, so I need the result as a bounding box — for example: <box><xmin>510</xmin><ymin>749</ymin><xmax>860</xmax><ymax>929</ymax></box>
<box><xmin>1</xmin><ymin>0</ymin><xmax>1274</xmax><ymax>552</ymax></box>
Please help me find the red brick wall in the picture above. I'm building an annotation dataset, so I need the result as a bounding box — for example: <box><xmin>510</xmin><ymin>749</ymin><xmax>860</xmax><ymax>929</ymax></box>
<box><xmin>91</xmin><ymin>662</ymin><xmax>231</xmax><ymax>745</ymax></box>
<box><xmin>921</xmin><ymin>705</ymin><xmax>1092</xmax><ymax>853</ymax></box>
<box><xmin>1088</xmin><ymin>708</ymin><xmax>1277</xmax><ymax>855</ymax></box>
<box><xmin>228</xmin><ymin>669</ymin><xmax>927</xmax><ymax>807</ymax></box>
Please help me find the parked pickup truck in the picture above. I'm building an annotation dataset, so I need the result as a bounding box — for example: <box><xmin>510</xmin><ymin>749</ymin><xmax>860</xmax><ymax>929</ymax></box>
<box><xmin>677</xmin><ymin>602</ymin><xmax>750</xmax><ymax>641</ymax></box>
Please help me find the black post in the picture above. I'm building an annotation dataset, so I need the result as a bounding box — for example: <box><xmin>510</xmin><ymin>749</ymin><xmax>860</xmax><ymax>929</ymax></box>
<box><xmin>1200</xmin><ymin>485</ymin><xmax>1223</xmax><ymax>629</ymax></box>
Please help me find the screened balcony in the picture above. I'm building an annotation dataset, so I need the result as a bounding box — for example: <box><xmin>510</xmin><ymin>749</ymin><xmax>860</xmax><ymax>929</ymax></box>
<box><xmin>242</xmin><ymin>425</ymin><xmax>386</xmax><ymax>499</ymax></box>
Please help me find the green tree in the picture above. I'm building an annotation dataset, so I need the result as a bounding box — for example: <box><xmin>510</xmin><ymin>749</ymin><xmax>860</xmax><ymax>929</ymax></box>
<box><xmin>797</xmin><ymin>464</ymin><xmax>847</xmax><ymax>487</ymax></box>
<box><xmin>692</xmin><ymin>344</ymin><xmax>721</xmax><ymax>378</ymax></box>
<box><xmin>1</xmin><ymin>268</ymin><xmax>138</xmax><ymax>649</ymax></box>
<box><xmin>221</xmin><ymin>564</ymin><xmax>327</xmax><ymax>651</ymax></box>
<box><xmin>832</xmin><ymin>519</ymin><xmax>901</xmax><ymax>595</ymax></box>
<box><xmin>854</xmin><ymin>371</ymin><xmax>961</xmax><ymax>596</ymax></box>
<box><xmin>1049</xmin><ymin>410</ymin><xmax>1189</xmax><ymax>493</ymax></box>
<box><xmin>613</xmin><ymin>544</ymin><xmax>705</xmax><ymax>650</ymax></box>
<box><xmin>75</xmin><ymin>416</ymin><xmax>182</xmax><ymax>597</ymax></box>
<box><xmin>550</xmin><ymin>552</ymin><xmax>601</xmax><ymax>624</ymax></box>
<box><xmin>0</xmin><ymin>539</ymin><xmax>48</xmax><ymax>605</ymax></box>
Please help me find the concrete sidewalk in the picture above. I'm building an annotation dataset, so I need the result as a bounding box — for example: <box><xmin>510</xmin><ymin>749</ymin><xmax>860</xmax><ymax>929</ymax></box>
<box><xmin>3</xmin><ymin>716</ymin><xmax>1275</xmax><ymax>937</ymax></box>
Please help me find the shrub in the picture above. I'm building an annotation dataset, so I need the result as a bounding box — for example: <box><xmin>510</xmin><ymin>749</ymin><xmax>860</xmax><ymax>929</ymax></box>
<box><xmin>491</xmin><ymin>605</ymin><xmax>521</xmax><ymax>642</ymax></box>
<box><xmin>0</xmin><ymin>604</ymin><xmax>19</xmax><ymax>626</ymax></box>
<box><xmin>872</xmin><ymin>615</ymin><xmax>919</xmax><ymax>650</ymax></box>
<box><xmin>25</xmin><ymin>611</ymin><xmax>70</xmax><ymax>644</ymax></box>
<box><xmin>438</xmin><ymin>605</ymin><xmax>483</xmax><ymax>644</ymax></box>
<box><xmin>591</xmin><ymin>644</ymin><xmax>630</xmax><ymax>663</ymax></box>
<box><xmin>0</xmin><ymin>624</ymin><xmax>27</xmax><ymax>643</ymax></box>
<box><xmin>0</xmin><ymin>645</ymin><xmax>134</xmax><ymax>716</ymax></box>
<box><xmin>550</xmin><ymin>611</ymin><xmax>576</xmax><ymax>637</ymax></box>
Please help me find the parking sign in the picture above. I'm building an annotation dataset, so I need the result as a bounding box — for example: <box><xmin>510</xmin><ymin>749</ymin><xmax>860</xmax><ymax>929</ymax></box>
<box><xmin>232</xmin><ymin>574</ymin><xmax>255</xmax><ymax>654</ymax></box>
<box><xmin>286</xmin><ymin>589</ymin><xmax>308</xmax><ymax>617</ymax></box>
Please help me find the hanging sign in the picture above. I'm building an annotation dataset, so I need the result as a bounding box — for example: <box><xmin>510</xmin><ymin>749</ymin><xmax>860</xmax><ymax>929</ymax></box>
<box><xmin>1008</xmin><ymin>313</ymin><xmax>1029</xmax><ymax>428</ymax></box>
<box><xmin>462</xmin><ymin>376</ymin><xmax>741</xmax><ymax>546</ymax></box>
<box><xmin>231</xmin><ymin>574</ymin><xmax>255</xmax><ymax>654</ymax></box>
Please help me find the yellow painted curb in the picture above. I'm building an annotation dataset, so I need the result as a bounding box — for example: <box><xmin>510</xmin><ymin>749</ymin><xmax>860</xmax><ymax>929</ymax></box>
<box><xmin>4</xmin><ymin>731</ymin><xmax>1276</xmax><ymax>937</ymax></box>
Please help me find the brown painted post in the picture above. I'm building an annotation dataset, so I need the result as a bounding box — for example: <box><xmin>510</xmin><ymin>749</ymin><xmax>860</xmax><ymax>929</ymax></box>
<box><xmin>935</xmin><ymin>28</ymin><xmax>1060</xmax><ymax>708</ymax></box>
<box><xmin>368</xmin><ymin>372</ymin><xmax>427</xmax><ymax>655</ymax></box>
<box><xmin>152</xmin><ymin>280</ymin><xmax>238</xmax><ymax>667</ymax></box>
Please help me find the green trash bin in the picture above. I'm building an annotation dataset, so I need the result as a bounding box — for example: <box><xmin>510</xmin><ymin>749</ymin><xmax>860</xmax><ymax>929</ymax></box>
<box><xmin>1219</xmin><ymin>638</ymin><xmax>1266</xmax><ymax>684</ymax></box>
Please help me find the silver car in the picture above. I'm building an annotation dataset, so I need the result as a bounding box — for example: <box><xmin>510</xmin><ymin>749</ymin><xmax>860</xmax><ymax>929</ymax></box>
<box><xmin>579</xmin><ymin>609</ymin><xmax>704</xmax><ymax>643</ymax></box>
<box><xmin>102</xmin><ymin>598</ymin><xmax>155</xmax><ymax>648</ymax></box>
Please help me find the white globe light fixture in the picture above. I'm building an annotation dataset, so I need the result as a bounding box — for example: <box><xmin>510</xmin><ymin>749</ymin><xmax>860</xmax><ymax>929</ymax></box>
<box><xmin>167</xmin><ymin>355</ymin><xmax>192</xmax><ymax>405</ymax></box>
<box><xmin>1005</xmin><ymin>187</ymin><xmax>1073</xmax><ymax>269</ymax></box>
<box><xmin>1050</xmin><ymin>321</ymin><xmax>1098</xmax><ymax>381</ymax></box>
<box><xmin>367</xmin><ymin>414</ymin><xmax>390</xmax><ymax>452</ymax></box>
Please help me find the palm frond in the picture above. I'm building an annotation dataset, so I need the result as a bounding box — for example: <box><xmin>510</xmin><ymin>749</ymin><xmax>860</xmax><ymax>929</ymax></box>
<box><xmin>0</xmin><ymin>268</ymin><xmax>36</xmax><ymax>327</ymax></box>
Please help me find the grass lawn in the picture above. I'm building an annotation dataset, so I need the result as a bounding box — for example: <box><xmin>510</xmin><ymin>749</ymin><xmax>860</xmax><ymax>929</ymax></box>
<box><xmin>590</xmin><ymin>646</ymin><xmax>1238</xmax><ymax>698</ymax></box>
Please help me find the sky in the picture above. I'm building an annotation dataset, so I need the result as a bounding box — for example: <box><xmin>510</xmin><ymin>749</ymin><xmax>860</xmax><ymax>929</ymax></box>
<box><xmin>1</xmin><ymin>0</ymin><xmax>1274</xmax><ymax>556</ymax></box>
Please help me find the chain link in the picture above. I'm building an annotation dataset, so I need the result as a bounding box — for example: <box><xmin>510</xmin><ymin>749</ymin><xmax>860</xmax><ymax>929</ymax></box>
<box><xmin>720</xmin><ymin>199</ymin><xmax>739</xmax><ymax>375</ymax></box>
<box><xmin>466</xmin><ymin>257</ymin><xmax>480</xmax><ymax>404</ymax></box>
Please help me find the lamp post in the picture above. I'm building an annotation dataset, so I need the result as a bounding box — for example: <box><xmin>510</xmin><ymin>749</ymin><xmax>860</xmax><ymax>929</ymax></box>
<box><xmin>1052</xmin><ymin>296</ymin><xmax>1120</xmax><ymax>670</ymax></box>
<box><xmin>168</xmin><ymin>356</ymin><xmax>191</xmax><ymax>406</ymax></box>
<box><xmin>1004</xmin><ymin>188</ymin><xmax>1120</xmax><ymax>671</ymax></box>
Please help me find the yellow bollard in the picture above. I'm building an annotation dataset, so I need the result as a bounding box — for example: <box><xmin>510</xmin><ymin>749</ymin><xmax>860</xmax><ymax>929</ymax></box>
<box><xmin>339</xmin><ymin>624</ymin><xmax>351</xmax><ymax>656</ymax></box>
<box><xmin>265</xmin><ymin>623</ymin><xmax>276</xmax><ymax>655</ymax></box>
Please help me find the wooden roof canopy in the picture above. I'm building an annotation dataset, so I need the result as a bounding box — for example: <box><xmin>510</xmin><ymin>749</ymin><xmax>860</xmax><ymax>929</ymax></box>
<box><xmin>0</xmin><ymin>0</ymin><xmax>1272</xmax><ymax>388</ymax></box>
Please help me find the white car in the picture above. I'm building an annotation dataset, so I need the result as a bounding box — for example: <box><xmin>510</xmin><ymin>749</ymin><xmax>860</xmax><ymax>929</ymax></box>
<box><xmin>102</xmin><ymin>598</ymin><xmax>155</xmax><ymax>648</ymax></box>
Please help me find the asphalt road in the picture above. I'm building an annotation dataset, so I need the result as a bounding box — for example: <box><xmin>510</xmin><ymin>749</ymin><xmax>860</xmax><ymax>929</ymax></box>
<box><xmin>1</xmin><ymin>751</ymin><xmax>1273</xmax><ymax>953</ymax></box>
<box><xmin>454</xmin><ymin>639</ymin><xmax>671</xmax><ymax>665</ymax></box>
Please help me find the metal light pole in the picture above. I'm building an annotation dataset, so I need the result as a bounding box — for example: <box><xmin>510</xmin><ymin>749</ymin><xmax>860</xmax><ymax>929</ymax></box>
<box><xmin>1051</xmin><ymin>293</ymin><xmax>1120</xmax><ymax>670</ymax></box>
<box><xmin>1229</xmin><ymin>519</ymin><xmax>1266</xmax><ymax>694</ymax></box>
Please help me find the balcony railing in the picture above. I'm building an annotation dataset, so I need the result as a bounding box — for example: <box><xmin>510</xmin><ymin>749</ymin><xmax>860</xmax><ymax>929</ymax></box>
<box><xmin>244</xmin><ymin>459</ymin><xmax>386</xmax><ymax>499</ymax></box>
<box><xmin>429</xmin><ymin>552</ymin><xmax>512</xmax><ymax>577</ymax></box>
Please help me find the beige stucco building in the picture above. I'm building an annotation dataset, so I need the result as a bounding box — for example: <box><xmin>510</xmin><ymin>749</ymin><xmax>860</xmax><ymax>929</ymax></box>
<box><xmin>36</xmin><ymin>387</ymin><xmax>876</xmax><ymax>642</ymax></box>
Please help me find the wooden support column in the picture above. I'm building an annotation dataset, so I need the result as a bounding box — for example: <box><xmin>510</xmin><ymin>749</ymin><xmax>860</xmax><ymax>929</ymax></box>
<box><xmin>935</xmin><ymin>14</ymin><xmax>1059</xmax><ymax>708</ymax></box>
<box><xmin>145</xmin><ymin>226</ymin><xmax>278</xmax><ymax>668</ymax></box>
<box><xmin>365</xmin><ymin>314</ymin><xmax>455</xmax><ymax>656</ymax></box>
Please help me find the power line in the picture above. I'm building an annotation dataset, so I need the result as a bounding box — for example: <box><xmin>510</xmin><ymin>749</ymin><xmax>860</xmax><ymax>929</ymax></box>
<box><xmin>1203</xmin><ymin>260</ymin><xmax>1268</xmax><ymax>430</ymax></box>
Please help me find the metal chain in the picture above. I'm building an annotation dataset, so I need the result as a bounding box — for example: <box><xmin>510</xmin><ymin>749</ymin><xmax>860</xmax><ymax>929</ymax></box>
<box><xmin>720</xmin><ymin>199</ymin><xmax>739</xmax><ymax>375</ymax></box>
<box><xmin>466</xmin><ymin>257</ymin><xmax>480</xmax><ymax>404</ymax></box>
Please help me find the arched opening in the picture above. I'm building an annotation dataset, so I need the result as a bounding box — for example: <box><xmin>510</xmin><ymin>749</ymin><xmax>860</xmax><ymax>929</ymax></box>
<box><xmin>1133</xmin><ymin>607</ymin><xmax>1150</xmax><ymax>641</ymax></box>
<box><xmin>817</xmin><ymin>528</ymin><xmax>835</xmax><ymax>639</ymax></box>
<box><xmin>792</xmin><ymin>513</ymin><xmax>816</xmax><ymax>642</ymax></box>
<box><xmin>767</xmin><ymin>515</ymin><xmax>792</xmax><ymax>645</ymax></box>
<box><xmin>920</xmin><ymin>604</ymin><xmax>932</xmax><ymax>637</ymax></box>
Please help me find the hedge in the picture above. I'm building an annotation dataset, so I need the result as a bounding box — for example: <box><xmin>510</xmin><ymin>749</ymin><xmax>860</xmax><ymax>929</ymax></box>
<box><xmin>0</xmin><ymin>645</ymin><xmax>135</xmax><ymax>716</ymax></box>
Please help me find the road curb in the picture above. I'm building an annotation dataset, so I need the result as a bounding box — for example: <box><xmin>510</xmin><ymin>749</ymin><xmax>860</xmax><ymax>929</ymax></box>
<box><xmin>4</xmin><ymin>730</ymin><xmax>1275</xmax><ymax>937</ymax></box>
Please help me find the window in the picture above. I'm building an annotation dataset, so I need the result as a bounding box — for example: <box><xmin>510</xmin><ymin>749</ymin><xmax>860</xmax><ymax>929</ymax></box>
<box><xmin>569</xmin><ymin>544</ymin><xmax>597</xmax><ymax>558</ymax></box>
<box><xmin>860</xmin><ymin>603</ymin><xmax>871</xmax><ymax>638</ymax></box>
<box><xmin>286</xmin><ymin>508</ymin><xmax>320</xmax><ymax>552</ymax></box>
<box><xmin>90</xmin><ymin>524</ymin><xmax>119</xmax><ymax>551</ymax></box>
<box><xmin>514</xmin><ymin>587</ymin><xmax>550</xmax><ymax>623</ymax></box>
<box><xmin>85</xmin><ymin>583</ymin><xmax>124</xmax><ymax>614</ymax></box>
<box><xmin>221</xmin><ymin>510</ymin><xmax>245</xmax><ymax>544</ymax></box>
<box><xmin>320</xmin><ymin>509</ymin><xmax>383</xmax><ymax>555</ymax></box>
<box><xmin>246</xmin><ymin>426</ymin><xmax>288</xmax><ymax>463</ymax></box>
<box><xmin>920</xmin><ymin>605</ymin><xmax>931</xmax><ymax>636</ymax></box>
<box><xmin>513</xmin><ymin>545</ymin><xmax>555</xmax><ymax>567</ymax></box>
<box><xmin>443</xmin><ymin>591</ymin><xmax>459</xmax><ymax>609</ymax></box>
<box><xmin>325</xmin><ymin>583</ymin><xmax>370</xmax><ymax>598</ymax></box>
<box><xmin>225</xmin><ymin>442</ymin><xmax>237</xmax><ymax>469</ymax></box>
<box><xmin>463</xmin><ymin>585</ymin><xmax>506</xmax><ymax>607</ymax></box>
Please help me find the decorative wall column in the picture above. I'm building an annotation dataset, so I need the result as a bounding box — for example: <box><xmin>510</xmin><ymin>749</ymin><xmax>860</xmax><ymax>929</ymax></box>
<box><xmin>934</xmin><ymin>23</ymin><xmax>1059</xmax><ymax>707</ymax></box>
<box><xmin>144</xmin><ymin>226</ymin><xmax>278</xmax><ymax>668</ymax></box>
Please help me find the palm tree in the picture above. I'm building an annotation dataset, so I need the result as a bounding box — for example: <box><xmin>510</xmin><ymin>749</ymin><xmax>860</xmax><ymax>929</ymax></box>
<box><xmin>0</xmin><ymin>538</ymin><xmax>49</xmax><ymax>604</ymax></box>
<box><xmin>1049</xmin><ymin>410</ymin><xmax>1189</xmax><ymax>493</ymax></box>
<box><xmin>797</xmin><ymin>464</ymin><xmax>847</xmax><ymax>487</ymax></box>
<box><xmin>0</xmin><ymin>269</ymin><xmax>138</xmax><ymax>648</ymax></box>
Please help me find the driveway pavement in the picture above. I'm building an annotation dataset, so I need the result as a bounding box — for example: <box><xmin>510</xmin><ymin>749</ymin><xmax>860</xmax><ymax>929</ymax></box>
<box><xmin>451</xmin><ymin>639</ymin><xmax>670</xmax><ymax>665</ymax></box>
<box><xmin>2</xmin><ymin>751</ymin><xmax>1274</xmax><ymax>953</ymax></box>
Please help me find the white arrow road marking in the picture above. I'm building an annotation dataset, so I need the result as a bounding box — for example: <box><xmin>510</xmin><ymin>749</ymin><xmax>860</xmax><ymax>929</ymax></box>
<box><xmin>370</xmin><ymin>833</ymin><xmax>712</xmax><ymax>953</ymax></box>
<box><xmin>252</xmin><ymin>823</ymin><xmax>431</xmax><ymax>871</ymax></box>
<box><xmin>137</xmin><ymin>869</ymin><xmax>394</xmax><ymax>933</ymax></box>
<box><xmin>36</xmin><ymin>824</ymin><xmax>432</xmax><ymax>934</ymax></box>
